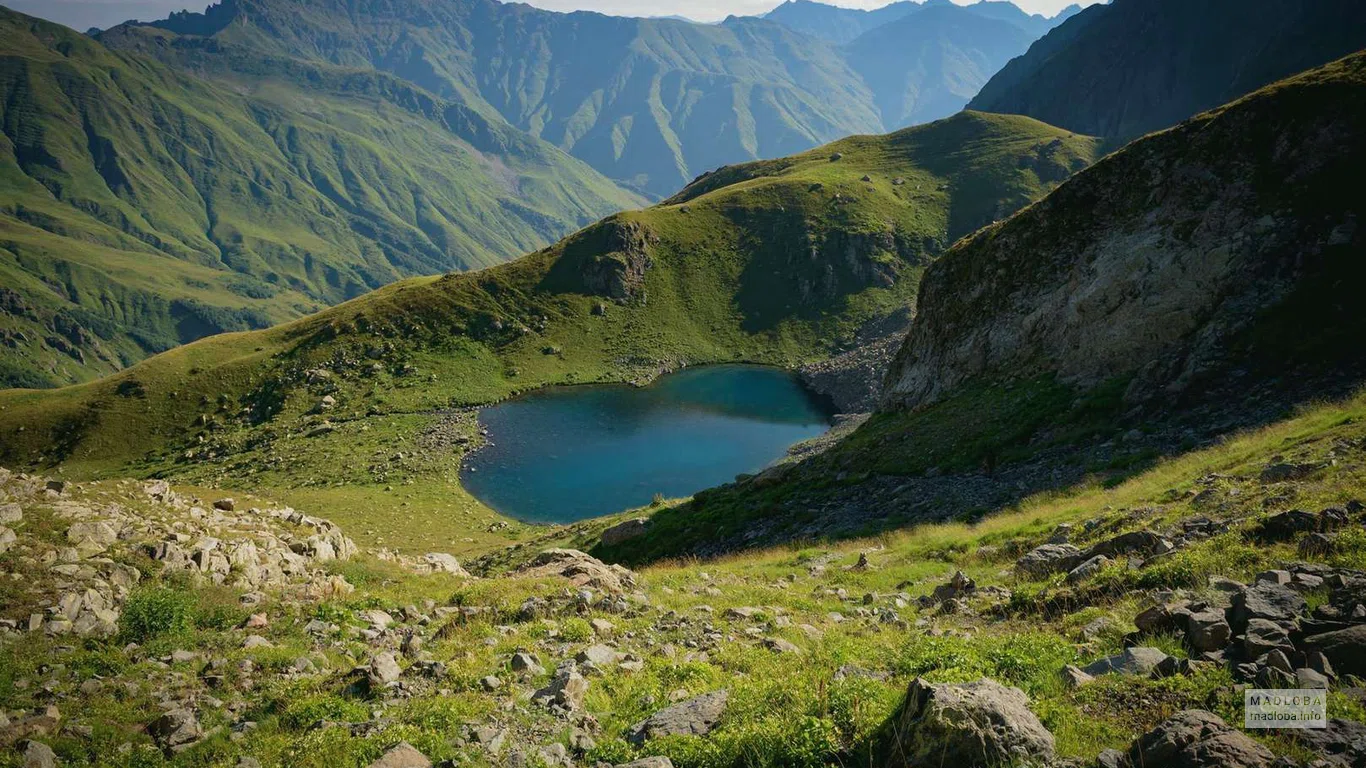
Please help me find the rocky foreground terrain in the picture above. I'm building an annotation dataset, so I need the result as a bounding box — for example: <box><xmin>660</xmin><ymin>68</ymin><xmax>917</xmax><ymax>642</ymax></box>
<box><xmin>5</xmin><ymin>387</ymin><xmax>1366</xmax><ymax>768</ymax></box>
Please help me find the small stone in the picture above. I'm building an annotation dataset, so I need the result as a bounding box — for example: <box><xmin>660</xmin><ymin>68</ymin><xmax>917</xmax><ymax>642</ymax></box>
<box><xmin>367</xmin><ymin>741</ymin><xmax>431</xmax><ymax>768</ymax></box>
<box><xmin>368</xmin><ymin>652</ymin><xmax>402</xmax><ymax>687</ymax></box>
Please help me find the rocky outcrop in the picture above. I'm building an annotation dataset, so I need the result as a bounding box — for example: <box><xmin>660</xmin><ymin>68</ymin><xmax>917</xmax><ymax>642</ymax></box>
<box><xmin>883</xmin><ymin>53</ymin><xmax>1366</xmax><ymax>411</ymax></box>
<box><xmin>579</xmin><ymin>219</ymin><xmax>656</xmax><ymax>300</ymax></box>
<box><xmin>886</xmin><ymin>678</ymin><xmax>1054</xmax><ymax>767</ymax></box>
<box><xmin>600</xmin><ymin>518</ymin><xmax>650</xmax><ymax>547</ymax></box>
<box><xmin>624</xmin><ymin>690</ymin><xmax>729</xmax><ymax>745</ymax></box>
<box><xmin>515</xmin><ymin>549</ymin><xmax>637</xmax><ymax>595</ymax></box>
<box><xmin>1120</xmin><ymin>710</ymin><xmax>1274</xmax><ymax>768</ymax></box>
<box><xmin>0</xmin><ymin>469</ymin><xmax>357</xmax><ymax>641</ymax></box>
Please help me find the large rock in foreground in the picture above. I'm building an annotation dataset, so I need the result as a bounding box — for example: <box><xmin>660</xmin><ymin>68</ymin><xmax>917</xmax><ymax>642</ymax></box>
<box><xmin>624</xmin><ymin>690</ymin><xmax>729</xmax><ymax>745</ymax></box>
<box><xmin>516</xmin><ymin>549</ymin><xmax>637</xmax><ymax>594</ymax></box>
<box><xmin>886</xmin><ymin>678</ymin><xmax>1054</xmax><ymax>767</ymax></box>
<box><xmin>1303</xmin><ymin>624</ymin><xmax>1366</xmax><ymax>679</ymax></box>
<box><xmin>1125</xmin><ymin>710</ymin><xmax>1273</xmax><ymax>768</ymax></box>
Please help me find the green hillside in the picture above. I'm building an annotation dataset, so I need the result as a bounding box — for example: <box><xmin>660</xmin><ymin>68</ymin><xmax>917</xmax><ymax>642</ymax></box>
<box><xmin>0</xmin><ymin>110</ymin><xmax>1100</xmax><ymax>545</ymax></box>
<box><xmin>0</xmin><ymin>6</ymin><xmax>641</xmax><ymax>387</ymax></box>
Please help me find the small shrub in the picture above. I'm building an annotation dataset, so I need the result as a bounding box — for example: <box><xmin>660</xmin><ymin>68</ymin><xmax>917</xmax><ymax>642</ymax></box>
<box><xmin>120</xmin><ymin>587</ymin><xmax>195</xmax><ymax>643</ymax></box>
<box><xmin>560</xmin><ymin>617</ymin><xmax>593</xmax><ymax>643</ymax></box>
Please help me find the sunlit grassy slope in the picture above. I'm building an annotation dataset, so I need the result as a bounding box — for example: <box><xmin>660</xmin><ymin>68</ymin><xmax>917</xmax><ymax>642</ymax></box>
<box><xmin>0</xmin><ymin>110</ymin><xmax>1099</xmax><ymax>546</ymax></box>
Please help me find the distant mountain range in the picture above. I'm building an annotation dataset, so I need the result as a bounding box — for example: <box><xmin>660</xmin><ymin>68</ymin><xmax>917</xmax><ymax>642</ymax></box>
<box><xmin>97</xmin><ymin>0</ymin><xmax>1071</xmax><ymax>200</ymax></box>
<box><xmin>0</xmin><ymin>6</ymin><xmax>640</xmax><ymax>385</ymax></box>
<box><xmin>969</xmin><ymin>0</ymin><xmax>1366</xmax><ymax>140</ymax></box>
<box><xmin>0</xmin><ymin>0</ymin><xmax>1072</xmax><ymax>386</ymax></box>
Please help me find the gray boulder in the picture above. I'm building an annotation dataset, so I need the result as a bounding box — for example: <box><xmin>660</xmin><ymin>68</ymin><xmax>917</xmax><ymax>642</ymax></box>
<box><xmin>533</xmin><ymin>670</ymin><xmax>588</xmax><ymax>712</ymax></box>
<box><xmin>20</xmin><ymin>740</ymin><xmax>57</xmax><ymax>768</ymax></box>
<box><xmin>625</xmin><ymin>690</ymin><xmax>729</xmax><ymax>745</ymax></box>
<box><xmin>421</xmin><ymin>553</ymin><xmax>468</xmax><ymax>576</ymax></box>
<box><xmin>1015</xmin><ymin>544</ymin><xmax>1082</xmax><ymax>578</ymax></box>
<box><xmin>601</xmin><ymin>518</ymin><xmax>650</xmax><ymax>546</ymax></box>
<box><xmin>576</xmin><ymin>644</ymin><xmax>621</xmax><ymax>666</ymax></box>
<box><xmin>1082</xmin><ymin>647</ymin><xmax>1171</xmax><ymax>677</ymax></box>
<box><xmin>148</xmin><ymin>708</ymin><xmax>202</xmax><ymax>752</ymax></box>
<box><xmin>1185</xmin><ymin>610</ymin><xmax>1231</xmax><ymax>652</ymax></box>
<box><xmin>885</xmin><ymin>678</ymin><xmax>1054</xmax><ymax>768</ymax></box>
<box><xmin>1290</xmin><ymin>719</ymin><xmax>1366</xmax><ymax>766</ymax></box>
<box><xmin>1229</xmin><ymin>582</ymin><xmax>1305</xmax><ymax>632</ymax></box>
<box><xmin>1243</xmin><ymin>618</ymin><xmax>1292</xmax><ymax>658</ymax></box>
<box><xmin>1066</xmin><ymin>554</ymin><xmax>1111</xmax><ymax>583</ymax></box>
<box><xmin>1127</xmin><ymin>710</ymin><xmax>1273</xmax><ymax>768</ymax></box>
<box><xmin>1304</xmin><ymin>624</ymin><xmax>1366</xmax><ymax>678</ymax></box>
<box><xmin>368</xmin><ymin>652</ymin><xmax>402</xmax><ymax>688</ymax></box>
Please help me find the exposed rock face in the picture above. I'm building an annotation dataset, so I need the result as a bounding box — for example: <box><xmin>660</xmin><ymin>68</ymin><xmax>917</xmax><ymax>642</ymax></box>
<box><xmin>1303</xmin><ymin>624</ymin><xmax>1366</xmax><ymax>678</ymax></box>
<box><xmin>883</xmin><ymin>53</ymin><xmax>1366</xmax><ymax>411</ymax></box>
<box><xmin>600</xmin><ymin>518</ymin><xmax>650</xmax><ymax>547</ymax></box>
<box><xmin>579</xmin><ymin>219</ymin><xmax>656</xmax><ymax>300</ymax></box>
<box><xmin>516</xmin><ymin>549</ymin><xmax>637</xmax><ymax>594</ymax></box>
<box><xmin>886</xmin><ymin>678</ymin><xmax>1054</xmax><ymax>767</ymax></box>
<box><xmin>624</xmin><ymin>690</ymin><xmax>729</xmax><ymax>745</ymax></box>
<box><xmin>1124</xmin><ymin>710</ymin><xmax>1274</xmax><ymax>768</ymax></box>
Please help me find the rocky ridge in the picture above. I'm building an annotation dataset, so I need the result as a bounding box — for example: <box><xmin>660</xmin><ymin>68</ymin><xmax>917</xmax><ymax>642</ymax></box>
<box><xmin>884</xmin><ymin>52</ymin><xmax>1366</xmax><ymax>411</ymax></box>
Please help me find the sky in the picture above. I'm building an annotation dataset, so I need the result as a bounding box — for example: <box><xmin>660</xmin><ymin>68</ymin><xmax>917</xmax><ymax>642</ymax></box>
<box><xmin>8</xmin><ymin>0</ymin><xmax>1101</xmax><ymax>33</ymax></box>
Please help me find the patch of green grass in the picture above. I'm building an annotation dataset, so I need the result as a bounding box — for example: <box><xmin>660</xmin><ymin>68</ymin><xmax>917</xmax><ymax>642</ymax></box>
<box><xmin>119</xmin><ymin>586</ymin><xmax>197</xmax><ymax>643</ymax></box>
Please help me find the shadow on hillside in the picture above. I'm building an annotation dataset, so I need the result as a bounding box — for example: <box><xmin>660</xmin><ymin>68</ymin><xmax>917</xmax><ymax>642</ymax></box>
<box><xmin>592</xmin><ymin>360</ymin><xmax>1366</xmax><ymax>567</ymax></box>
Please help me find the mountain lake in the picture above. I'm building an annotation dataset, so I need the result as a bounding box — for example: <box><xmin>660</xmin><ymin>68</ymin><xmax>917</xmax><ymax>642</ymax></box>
<box><xmin>461</xmin><ymin>365</ymin><xmax>833</xmax><ymax>523</ymax></box>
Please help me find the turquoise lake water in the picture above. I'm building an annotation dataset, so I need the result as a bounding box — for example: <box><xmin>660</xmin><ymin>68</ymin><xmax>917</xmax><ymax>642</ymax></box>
<box><xmin>460</xmin><ymin>365</ymin><xmax>833</xmax><ymax>523</ymax></box>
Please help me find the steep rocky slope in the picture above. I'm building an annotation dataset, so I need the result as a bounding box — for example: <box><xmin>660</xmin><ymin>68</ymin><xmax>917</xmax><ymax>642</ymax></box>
<box><xmin>968</xmin><ymin>0</ymin><xmax>1366</xmax><ymax>141</ymax></box>
<box><xmin>762</xmin><ymin>0</ymin><xmax>1076</xmax><ymax>46</ymax></box>
<box><xmin>886</xmin><ymin>50</ymin><xmax>1366</xmax><ymax>410</ymax></box>
<box><xmin>0</xmin><ymin>7</ymin><xmax>640</xmax><ymax>387</ymax></box>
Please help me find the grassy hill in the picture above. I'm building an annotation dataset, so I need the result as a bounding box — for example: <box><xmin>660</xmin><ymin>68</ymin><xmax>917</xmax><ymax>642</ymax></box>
<box><xmin>0</xmin><ymin>110</ymin><xmax>1100</xmax><ymax>550</ymax></box>
<box><xmin>0</xmin><ymin>6</ymin><xmax>641</xmax><ymax>387</ymax></box>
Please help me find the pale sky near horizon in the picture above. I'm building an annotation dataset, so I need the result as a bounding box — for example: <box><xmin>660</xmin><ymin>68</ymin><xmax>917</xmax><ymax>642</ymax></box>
<box><xmin>11</xmin><ymin>0</ymin><xmax>1102</xmax><ymax>33</ymax></box>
